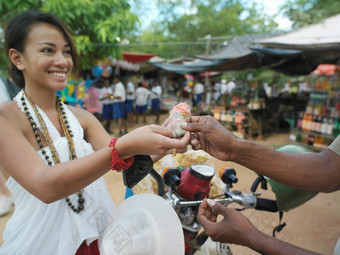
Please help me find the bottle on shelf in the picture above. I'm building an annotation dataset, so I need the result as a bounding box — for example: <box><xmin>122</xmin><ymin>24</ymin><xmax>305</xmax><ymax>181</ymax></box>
<box><xmin>301</xmin><ymin>112</ymin><xmax>307</xmax><ymax>131</ymax></box>
<box><xmin>301</xmin><ymin>131</ymin><xmax>308</xmax><ymax>144</ymax></box>
<box><xmin>311</xmin><ymin>115</ymin><xmax>317</xmax><ymax>132</ymax></box>
<box><xmin>333</xmin><ymin>117</ymin><xmax>340</xmax><ymax>137</ymax></box>
<box><xmin>306</xmin><ymin>113</ymin><xmax>313</xmax><ymax>132</ymax></box>
<box><xmin>296</xmin><ymin>128</ymin><xmax>302</xmax><ymax>142</ymax></box>
<box><xmin>221</xmin><ymin>111</ymin><xmax>227</xmax><ymax>122</ymax></box>
<box><xmin>327</xmin><ymin>118</ymin><xmax>334</xmax><ymax>136</ymax></box>
<box><xmin>320</xmin><ymin>116</ymin><xmax>328</xmax><ymax>135</ymax></box>
<box><xmin>313</xmin><ymin>135</ymin><xmax>321</xmax><ymax>149</ymax></box>
<box><xmin>307</xmin><ymin>134</ymin><xmax>315</xmax><ymax>146</ymax></box>
<box><xmin>213</xmin><ymin>108</ymin><xmax>221</xmax><ymax>121</ymax></box>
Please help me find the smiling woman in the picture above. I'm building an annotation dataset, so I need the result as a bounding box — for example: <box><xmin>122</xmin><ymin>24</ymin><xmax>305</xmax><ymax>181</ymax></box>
<box><xmin>0</xmin><ymin>10</ymin><xmax>190</xmax><ymax>255</ymax></box>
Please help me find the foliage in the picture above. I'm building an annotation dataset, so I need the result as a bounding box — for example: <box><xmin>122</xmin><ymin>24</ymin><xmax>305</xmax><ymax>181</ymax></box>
<box><xmin>124</xmin><ymin>0</ymin><xmax>279</xmax><ymax>59</ymax></box>
<box><xmin>0</xmin><ymin>0</ymin><xmax>139</xmax><ymax>72</ymax></box>
<box><xmin>281</xmin><ymin>0</ymin><xmax>340</xmax><ymax>29</ymax></box>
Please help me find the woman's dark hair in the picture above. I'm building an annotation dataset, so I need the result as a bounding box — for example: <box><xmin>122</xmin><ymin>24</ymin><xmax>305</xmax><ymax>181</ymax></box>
<box><xmin>4</xmin><ymin>10</ymin><xmax>78</xmax><ymax>88</ymax></box>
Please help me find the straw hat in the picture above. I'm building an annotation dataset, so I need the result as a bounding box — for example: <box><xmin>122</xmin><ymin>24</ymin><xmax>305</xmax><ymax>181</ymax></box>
<box><xmin>99</xmin><ymin>193</ymin><xmax>185</xmax><ymax>255</ymax></box>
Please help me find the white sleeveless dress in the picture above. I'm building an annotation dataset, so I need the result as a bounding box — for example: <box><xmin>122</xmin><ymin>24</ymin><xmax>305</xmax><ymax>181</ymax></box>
<box><xmin>0</xmin><ymin>90</ymin><xmax>115</xmax><ymax>255</ymax></box>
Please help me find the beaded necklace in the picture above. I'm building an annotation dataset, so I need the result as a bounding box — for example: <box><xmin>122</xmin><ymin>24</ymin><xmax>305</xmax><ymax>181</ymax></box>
<box><xmin>21</xmin><ymin>91</ymin><xmax>85</xmax><ymax>213</ymax></box>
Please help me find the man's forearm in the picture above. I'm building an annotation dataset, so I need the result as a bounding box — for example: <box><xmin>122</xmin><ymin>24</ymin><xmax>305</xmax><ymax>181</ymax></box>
<box><xmin>249</xmin><ymin>231</ymin><xmax>322</xmax><ymax>255</ymax></box>
<box><xmin>231</xmin><ymin>139</ymin><xmax>340</xmax><ymax>192</ymax></box>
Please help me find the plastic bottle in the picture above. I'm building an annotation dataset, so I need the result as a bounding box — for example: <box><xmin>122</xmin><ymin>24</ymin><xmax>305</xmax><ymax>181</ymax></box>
<box><xmin>313</xmin><ymin>135</ymin><xmax>320</xmax><ymax>149</ymax></box>
<box><xmin>213</xmin><ymin>108</ymin><xmax>221</xmax><ymax>121</ymax></box>
<box><xmin>333</xmin><ymin>118</ymin><xmax>340</xmax><ymax>137</ymax></box>
<box><xmin>321</xmin><ymin>116</ymin><xmax>328</xmax><ymax>134</ymax></box>
<box><xmin>316</xmin><ymin>115</ymin><xmax>322</xmax><ymax>133</ymax></box>
<box><xmin>306</xmin><ymin>114</ymin><xmax>313</xmax><ymax>132</ymax></box>
<box><xmin>311</xmin><ymin>115</ymin><xmax>317</xmax><ymax>132</ymax></box>
<box><xmin>302</xmin><ymin>112</ymin><xmax>307</xmax><ymax>131</ymax></box>
<box><xmin>221</xmin><ymin>111</ymin><xmax>226</xmax><ymax>122</ymax></box>
<box><xmin>327</xmin><ymin>118</ymin><xmax>334</xmax><ymax>135</ymax></box>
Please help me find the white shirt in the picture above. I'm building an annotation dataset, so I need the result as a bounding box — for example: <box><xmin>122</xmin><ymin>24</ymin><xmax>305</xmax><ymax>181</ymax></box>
<box><xmin>99</xmin><ymin>86</ymin><xmax>114</xmax><ymax>105</ymax></box>
<box><xmin>135</xmin><ymin>87</ymin><xmax>151</xmax><ymax>106</ymax></box>
<box><xmin>113</xmin><ymin>82</ymin><xmax>126</xmax><ymax>103</ymax></box>
<box><xmin>194</xmin><ymin>83</ymin><xmax>204</xmax><ymax>95</ymax></box>
<box><xmin>126</xmin><ymin>81</ymin><xmax>135</xmax><ymax>100</ymax></box>
<box><xmin>221</xmin><ymin>83</ymin><xmax>228</xmax><ymax>95</ymax></box>
<box><xmin>0</xmin><ymin>90</ymin><xmax>115</xmax><ymax>255</ymax></box>
<box><xmin>226</xmin><ymin>81</ymin><xmax>236</xmax><ymax>93</ymax></box>
<box><xmin>151</xmin><ymin>85</ymin><xmax>162</xmax><ymax>100</ymax></box>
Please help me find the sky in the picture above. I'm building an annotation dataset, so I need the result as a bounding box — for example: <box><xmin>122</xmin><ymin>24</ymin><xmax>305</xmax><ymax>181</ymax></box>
<box><xmin>130</xmin><ymin>0</ymin><xmax>292</xmax><ymax>31</ymax></box>
<box><xmin>252</xmin><ymin>0</ymin><xmax>292</xmax><ymax>30</ymax></box>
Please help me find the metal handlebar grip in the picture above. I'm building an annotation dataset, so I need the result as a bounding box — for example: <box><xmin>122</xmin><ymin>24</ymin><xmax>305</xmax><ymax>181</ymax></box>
<box><xmin>255</xmin><ymin>198</ymin><xmax>278</xmax><ymax>212</ymax></box>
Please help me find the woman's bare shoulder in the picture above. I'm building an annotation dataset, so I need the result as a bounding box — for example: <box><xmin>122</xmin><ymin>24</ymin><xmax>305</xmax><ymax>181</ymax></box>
<box><xmin>0</xmin><ymin>101</ymin><xmax>23</xmax><ymax>123</ymax></box>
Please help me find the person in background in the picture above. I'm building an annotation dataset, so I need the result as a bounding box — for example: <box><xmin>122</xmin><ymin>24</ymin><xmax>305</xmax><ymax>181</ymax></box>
<box><xmin>182</xmin><ymin>115</ymin><xmax>340</xmax><ymax>255</ymax></box>
<box><xmin>205</xmin><ymin>82</ymin><xmax>214</xmax><ymax>106</ymax></box>
<box><xmin>84</xmin><ymin>79</ymin><xmax>102</xmax><ymax>121</ymax></box>
<box><xmin>0</xmin><ymin>77</ymin><xmax>19</xmax><ymax>217</ymax></box>
<box><xmin>151</xmin><ymin>82</ymin><xmax>162</xmax><ymax>124</ymax></box>
<box><xmin>220</xmin><ymin>79</ymin><xmax>228</xmax><ymax>105</ymax></box>
<box><xmin>112</xmin><ymin>75</ymin><xmax>127</xmax><ymax>136</ymax></box>
<box><xmin>226</xmin><ymin>78</ymin><xmax>236</xmax><ymax>94</ymax></box>
<box><xmin>194</xmin><ymin>79</ymin><xmax>204</xmax><ymax>113</ymax></box>
<box><xmin>0</xmin><ymin>10</ymin><xmax>191</xmax><ymax>254</ymax></box>
<box><xmin>213</xmin><ymin>80</ymin><xmax>221</xmax><ymax>105</ymax></box>
<box><xmin>135</xmin><ymin>81</ymin><xmax>151</xmax><ymax>124</ymax></box>
<box><xmin>123</xmin><ymin>76</ymin><xmax>135</xmax><ymax>127</ymax></box>
<box><xmin>99</xmin><ymin>79</ymin><xmax>114</xmax><ymax>134</ymax></box>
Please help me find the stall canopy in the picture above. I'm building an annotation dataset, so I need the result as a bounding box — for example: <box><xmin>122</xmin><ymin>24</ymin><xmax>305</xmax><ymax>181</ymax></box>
<box><xmin>255</xmin><ymin>14</ymin><xmax>340</xmax><ymax>53</ymax></box>
<box><xmin>148</xmin><ymin>14</ymin><xmax>340</xmax><ymax>76</ymax></box>
<box><xmin>122</xmin><ymin>51</ymin><xmax>157</xmax><ymax>63</ymax></box>
<box><xmin>251</xmin><ymin>13</ymin><xmax>340</xmax><ymax>75</ymax></box>
<box><xmin>149</xmin><ymin>59</ymin><xmax>222</xmax><ymax>75</ymax></box>
<box><xmin>148</xmin><ymin>33</ymin><xmax>290</xmax><ymax>75</ymax></box>
<box><xmin>311</xmin><ymin>64</ymin><xmax>340</xmax><ymax>76</ymax></box>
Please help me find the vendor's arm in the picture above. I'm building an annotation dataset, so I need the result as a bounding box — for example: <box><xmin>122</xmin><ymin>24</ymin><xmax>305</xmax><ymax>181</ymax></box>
<box><xmin>198</xmin><ymin>199</ymin><xmax>322</xmax><ymax>255</ymax></box>
<box><xmin>182</xmin><ymin>115</ymin><xmax>340</xmax><ymax>192</ymax></box>
<box><xmin>0</xmin><ymin>105</ymin><xmax>190</xmax><ymax>203</ymax></box>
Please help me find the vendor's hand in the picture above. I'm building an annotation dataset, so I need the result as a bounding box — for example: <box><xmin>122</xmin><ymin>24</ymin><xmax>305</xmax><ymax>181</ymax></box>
<box><xmin>198</xmin><ymin>199</ymin><xmax>260</xmax><ymax>247</ymax></box>
<box><xmin>181</xmin><ymin>115</ymin><xmax>237</xmax><ymax>161</ymax></box>
<box><xmin>116</xmin><ymin>124</ymin><xmax>190</xmax><ymax>158</ymax></box>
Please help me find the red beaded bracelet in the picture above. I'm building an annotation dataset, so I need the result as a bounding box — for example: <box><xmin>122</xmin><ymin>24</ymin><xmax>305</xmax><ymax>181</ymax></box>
<box><xmin>108</xmin><ymin>138</ymin><xmax>134</xmax><ymax>172</ymax></box>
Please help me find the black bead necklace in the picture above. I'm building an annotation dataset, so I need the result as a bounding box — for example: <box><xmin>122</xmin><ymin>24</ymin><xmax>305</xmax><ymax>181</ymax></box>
<box><xmin>21</xmin><ymin>91</ymin><xmax>85</xmax><ymax>213</ymax></box>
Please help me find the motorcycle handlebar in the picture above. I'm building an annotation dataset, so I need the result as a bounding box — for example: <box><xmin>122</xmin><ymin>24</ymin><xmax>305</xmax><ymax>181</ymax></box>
<box><xmin>169</xmin><ymin>193</ymin><xmax>278</xmax><ymax>213</ymax></box>
<box><xmin>255</xmin><ymin>198</ymin><xmax>278</xmax><ymax>212</ymax></box>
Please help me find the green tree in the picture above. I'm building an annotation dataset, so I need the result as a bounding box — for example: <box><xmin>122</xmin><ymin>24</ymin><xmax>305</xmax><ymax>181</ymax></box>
<box><xmin>281</xmin><ymin>0</ymin><xmax>340</xmax><ymax>29</ymax></box>
<box><xmin>124</xmin><ymin>0</ymin><xmax>279</xmax><ymax>59</ymax></box>
<box><xmin>0</xmin><ymin>0</ymin><xmax>139</xmax><ymax>72</ymax></box>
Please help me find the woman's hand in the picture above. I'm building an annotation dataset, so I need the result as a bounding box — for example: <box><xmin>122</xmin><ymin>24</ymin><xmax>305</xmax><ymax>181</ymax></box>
<box><xmin>116</xmin><ymin>124</ymin><xmax>191</xmax><ymax>158</ymax></box>
<box><xmin>181</xmin><ymin>115</ymin><xmax>238</xmax><ymax>162</ymax></box>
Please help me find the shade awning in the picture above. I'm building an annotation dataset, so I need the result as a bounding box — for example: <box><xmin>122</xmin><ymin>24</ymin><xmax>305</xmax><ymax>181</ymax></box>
<box><xmin>256</xmin><ymin>14</ymin><xmax>340</xmax><ymax>50</ymax></box>
<box><xmin>122</xmin><ymin>51</ymin><xmax>157</xmax><ymax>63</ymax></box>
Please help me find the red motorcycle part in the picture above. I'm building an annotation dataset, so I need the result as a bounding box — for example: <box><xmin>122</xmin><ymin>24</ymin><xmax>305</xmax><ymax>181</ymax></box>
<box><xmin>177</xmin><ymin>164</ymin><xmax>215</xmax><ymax>201</ymax></box>
<box><xmin>184</xmin><ymin>230</ymin><xmax>198</xmax><ymax>255</ymax></box>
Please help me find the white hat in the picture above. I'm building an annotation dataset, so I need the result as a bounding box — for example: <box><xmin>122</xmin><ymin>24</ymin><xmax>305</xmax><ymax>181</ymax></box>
<box><xmin>99</xmin><ymin>193</ymin><xmax>185</xmax><ymax>255</ymax></box>
<box><xmin>221</xmin><ymin>79</ymin><xmax>226</xmax><ymax>84</ymax></box>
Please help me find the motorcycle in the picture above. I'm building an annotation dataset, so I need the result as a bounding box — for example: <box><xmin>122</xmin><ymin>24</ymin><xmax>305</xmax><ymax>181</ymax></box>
<box><xmin>161</xmin><ymin>164</ymin><xmax>280</xmax><ymax>255</ymax></box>
<box><xmin>124</xmin><ymin>144</ymin><xmax>318</xmax><ymax>255</ymax></box>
